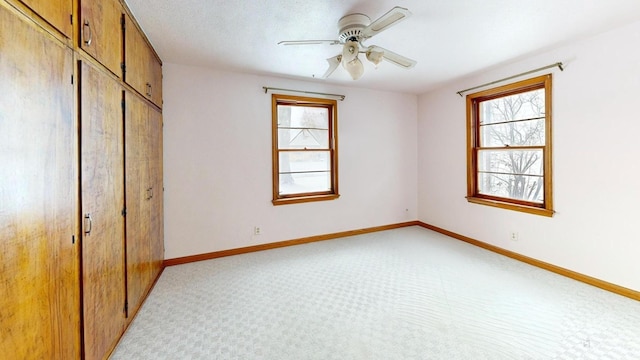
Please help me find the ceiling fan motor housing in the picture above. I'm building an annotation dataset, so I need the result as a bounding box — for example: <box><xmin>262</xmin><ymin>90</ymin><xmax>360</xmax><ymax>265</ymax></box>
<box><xmin>338</xmin><ymin>13</ymin><xmax>370</xmax><ymax>42</ymax></box>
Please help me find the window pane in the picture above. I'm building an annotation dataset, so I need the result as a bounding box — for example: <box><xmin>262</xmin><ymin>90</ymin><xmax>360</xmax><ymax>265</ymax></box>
<box><xmin>279</xmin><ymin>172</ymin><xmax>331</xmax><ymax>195</ymax></box>
<box><xmin>478</xmin><ymin>149</ymin><xmax>543</xmax><ymax>176</ymax></box>
<box><xmin>478</xmin><ymin>172</ymin><xmax>544</xmax><ymax>203</ymax></box>
<box><xmin>279</xmin><ymin>151</ymin><xmax>330</xmax><ymax>173</ymax></box>
<box><xmin>479</xmin><ymin>88</ymin><xmax>545</xmax><ymax>125</ymax></box>
<box><xmin>480</xmin><ymin>119</ymin><xmax>544</xmax><ymax>147</ymax></box>
<box><xmin>278</xmin><ymin>128</ymin><xmax>329</xmax><ymax>149</ymax></box>
<box><xmin>467</xmin><ymin>75</ymin><xmax>551</xmax><ymax>214</ymax></box>
<box><xmin>277</xmin><ymin>105</ymin><xmax>328</xmax><ymax>129</ymax></box>
<box><xmin>273</xmin><ymin>95</ymin><xmax>338</xmax><ymax>204</ymax></box>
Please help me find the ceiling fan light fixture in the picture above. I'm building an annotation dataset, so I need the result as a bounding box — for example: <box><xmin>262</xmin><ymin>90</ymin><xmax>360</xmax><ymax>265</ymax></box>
<box><xmin>344</xmin><ymin>56</ymin><xmax>364</xmax><ymax>80</ymax></box>
<box><xmin>342</xmin><ymin>40</ymin><xmax>359</xmax><ymax>63</ymax></box>
<box><xmin>366</xmin><ymin>48</ymin><xmax>384</xmax><ymax>68</ymax></box>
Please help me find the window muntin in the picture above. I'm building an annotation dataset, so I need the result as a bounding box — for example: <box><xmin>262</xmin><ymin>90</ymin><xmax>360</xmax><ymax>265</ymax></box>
<box><xmin>467</xmin><ymin>75</ymin><xmax>553</xmax><ymax>216</ymax></box>
<box><xmin>272</xmin><ymin>94</ymin><xmax>339</xmax><ymax>205</ymax></box>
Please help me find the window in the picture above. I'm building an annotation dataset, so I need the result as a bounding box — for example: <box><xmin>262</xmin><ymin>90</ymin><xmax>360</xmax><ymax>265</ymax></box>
<box><xmin>466</xmin><ymin>74</ymin><xmax>553</xmax><ymax>216</ymax></box>
<box><xmin>272</xmin><ymin>94</ymin><xmax>339</xmax><ymax>205</ymax></box>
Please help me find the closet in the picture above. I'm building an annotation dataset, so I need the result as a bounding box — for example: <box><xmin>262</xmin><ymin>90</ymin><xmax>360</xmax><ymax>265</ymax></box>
<box><xmin>0</xmin><ymin>4</ymin><xmax>79</xmax><ymax>359</ymax></box>
<box><xmin>124</xmin><ymin>91</ymin><xmax>164</xmax><ymax>317</ymax></box>
<box><xmin>79</xmin><ymin>60</ymin><xmax>127</xmax><ymax>360</ymax></box>
<box><xmin>0</xmin><ymin>0</ymin><xmax>164</xmax><ymax>358</ymax></box>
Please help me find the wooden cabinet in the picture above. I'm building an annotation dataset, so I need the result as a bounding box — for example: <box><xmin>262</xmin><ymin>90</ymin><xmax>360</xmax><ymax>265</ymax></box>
<box><xmin>124</xmin><ymin>92</ymin><xmax>164</xmax><ymax>316</ymax></box>
<box><xmin>80</xmin><ymin>61</ymin><xmax>127</xmax><ymax>360</ymax></box>
<box><xmin>0</xmin><ymin>5</ymin><xmax>80</xmax><ymax>359</ymax></box>
<box><xmin>125</xmin><ymin>14</ymin><xmax>163</xmax><ymax>107</ymax></box>
<box><xmin>18</xmin><ymin>0</ymin><xmax>73</xmax><ymax>37</ymax></box>
<box><xmin>2</xmin><ymin>1</ymin><xmax>163</xmax><ymax>358</ymax></box>
<box><xmin>80</xmin><ymin>0</ymin><xmax>123</xmax><ymax>77</ymax></box>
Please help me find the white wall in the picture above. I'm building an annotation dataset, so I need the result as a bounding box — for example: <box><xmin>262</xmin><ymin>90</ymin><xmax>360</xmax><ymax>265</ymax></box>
<box><xmin>163</xmin><ymin>64</ymin><xmax>418</xmax><ymax>259</ymax></box>
<box><xmin>418</xmin><ymin>20</ymin><xmax>640</xmax><ymax>292</ymax></box>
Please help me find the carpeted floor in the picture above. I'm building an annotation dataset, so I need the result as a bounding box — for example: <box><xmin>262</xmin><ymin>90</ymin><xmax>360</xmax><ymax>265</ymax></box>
<box><xmin>110</xmin><ymin>226</ymin><xmax>640</xmax><ymax>359</ymax></box>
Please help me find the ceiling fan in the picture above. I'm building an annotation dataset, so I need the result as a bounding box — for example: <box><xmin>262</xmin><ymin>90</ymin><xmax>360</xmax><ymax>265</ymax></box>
<box><xmin>278</xmin><ymin>6</ymin><xmax>417</xmax><ymax>80</ymax></box>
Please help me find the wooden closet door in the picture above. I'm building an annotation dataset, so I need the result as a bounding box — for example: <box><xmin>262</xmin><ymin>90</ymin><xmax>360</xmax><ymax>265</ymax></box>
<box><xmin>80</xmin><ymin>61</ymin><xmax>126</xmax><ymax>360</ymax></box>
<box><xmin>18</xmin><ymin>0</ymin><xmax>73</xmax><ymax>37</ymax></box>
<box><xmin>124</xmin><ymin>91</ymin><xmax>152</xmax><ymax>316</ymax></box>
<box><xmin>80</xmin><ymin>0</ymin><xmax>123</xmax><ymax>77</ymax></box>
<box><xmin>0</xmin><ymin>6</ymin><xmax>79</xmax><ymax>359</ymax></box>
<box><xmin>149</xmin><ymin>106</ymin><xmax>164</xmax><ymax>277</ymax></box>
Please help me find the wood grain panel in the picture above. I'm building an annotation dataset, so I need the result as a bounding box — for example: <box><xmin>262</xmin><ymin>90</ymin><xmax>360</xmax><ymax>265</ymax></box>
<box><xmin>18</xmin><ymin>0</ymin><xmax>73</xmax><ymax>37</ymax></box>
<box><xmin>124</xmin><ymin>13</ymin><xmax>149</xmax><ymax>100</ymax></box>
<box><xmin>0</xmin><ymin>5</ymin><xmax>80</xmax><ymax>359</ymax></box>
<box><xmin>124</xmin><ymin>91</ymin><xmax>152</xmax><ymax>317</ymax></box>
<box><xmin>124</xmin><ymin>13</ymin><xmax>163</xmax><ymax>107</ymax></box>
<box><xmin>149</xmin><ymin>107</ymin><xmax>164</xmax><ymax>277</ymax></box>
<box><xmin>149</xmin><ymin>53</ymin><xmax>163</xmax><ymax>107</ymax></box>
<box><xmin>80</xmin><ymin>61</ymin><xmax>126</xmax><ymax>360</ymax></box>
<box><xmin>80</xmin><ymin>0</ymin><xmax>123</xmax><ymax>77</ymax></box>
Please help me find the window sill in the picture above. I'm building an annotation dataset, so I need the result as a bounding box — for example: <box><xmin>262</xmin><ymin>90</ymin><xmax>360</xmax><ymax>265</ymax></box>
<box><xmin>272</xmin><ymin>193</ymin><xmax>340</xmax><ymax>206</ymax></box>
<box><xmin>466</xmin><ymin>196</ymin><xmax>554</xmax><ymax>217</ymax></box>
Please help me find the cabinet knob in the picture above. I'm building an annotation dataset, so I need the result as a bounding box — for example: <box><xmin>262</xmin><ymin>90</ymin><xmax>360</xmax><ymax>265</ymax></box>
<box><xmin>83</xmin><ymin>20</ymin><xmax>93</xmax><ymax>46</ymax></box>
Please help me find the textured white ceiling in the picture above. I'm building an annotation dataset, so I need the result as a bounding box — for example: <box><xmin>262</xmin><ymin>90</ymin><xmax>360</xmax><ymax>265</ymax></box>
<box><xmin>124</xmin><ymin>0</ymin><xmax>640</xmax><ymax>94</ymax></box>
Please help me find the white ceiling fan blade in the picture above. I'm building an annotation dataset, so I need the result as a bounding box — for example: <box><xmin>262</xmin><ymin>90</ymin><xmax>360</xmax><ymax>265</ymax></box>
<box><xmin>278</xmin><ymin>40</ymin><xmax>340</xmax><ymax>46</ymax></box>
<box><xmin>367</xmin><ymin>45</ymin><xmax>416</xmax><ymax>69</ymax></box>
<box><xmin>361</xmin><ymin>7</ymin><xmax>411</xmax><ymax>39</ymax></box>
<box><xmin>322</xmin><ymin>55</ymin><xmax>342</xmax><ymax>78</ymax></box>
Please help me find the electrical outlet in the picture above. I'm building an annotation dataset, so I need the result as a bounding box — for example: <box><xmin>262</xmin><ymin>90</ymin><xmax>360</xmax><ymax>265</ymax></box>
<box><xmin>253</xmin><ymin>226</ymin><xmax>261</xmax><ymax>235</ymax></box>
<box><xmin>510</xmin><ymin>232</ymin><xmax>519</xmax><ymax>241</ymax></box>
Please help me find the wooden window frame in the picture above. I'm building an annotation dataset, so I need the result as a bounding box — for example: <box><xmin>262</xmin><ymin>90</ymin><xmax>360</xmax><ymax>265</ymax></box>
<box><xmin>272</xmin><ymin>94</ymin><xmax>339</xmax><ymax>205</ymax></box>
<box><xmin>466</xmin><ymin>74</ymin><xmax>553</xmax><ymax>217</ymax></box>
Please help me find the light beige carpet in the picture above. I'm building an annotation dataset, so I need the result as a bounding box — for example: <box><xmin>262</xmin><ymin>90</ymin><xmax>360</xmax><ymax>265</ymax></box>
<box><xmin>111</xmin><ymin>226</ymin><xmax>640</xmax><ymax>359</ymax></box>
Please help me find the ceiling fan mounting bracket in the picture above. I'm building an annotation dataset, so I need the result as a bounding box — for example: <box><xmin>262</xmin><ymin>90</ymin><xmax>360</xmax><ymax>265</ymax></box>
<box><xmin>338</xmin><ymin>13</ymin><xmax>370</xmax><ymax>43</ymax></box>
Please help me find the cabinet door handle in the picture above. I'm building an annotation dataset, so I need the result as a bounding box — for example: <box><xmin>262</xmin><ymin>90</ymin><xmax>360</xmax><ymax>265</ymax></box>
<box><xmin>84</xmin><ymin>213</ymin><xmax>92</xmax><ymax>236</ymax></box>
<box><xmin>83</xmin><ymin>20</ymin><xmax>93</xmax><ymax>46</ymax></box>
<box><xmin>146</xmin><ymin>83</ymin><xmax>152</xmax><ymax>97</ymax></box>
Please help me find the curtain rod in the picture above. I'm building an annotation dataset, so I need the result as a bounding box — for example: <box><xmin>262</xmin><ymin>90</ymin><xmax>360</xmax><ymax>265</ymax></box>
<box><xmin>263</xmin><ymin>86</ymin><xmax>345</xmax><ymax>101</ymax></box>
<box><xmin>456</xmin><ymin>62</ymin><xmax>564</xmax><ymax>97</ymax></box>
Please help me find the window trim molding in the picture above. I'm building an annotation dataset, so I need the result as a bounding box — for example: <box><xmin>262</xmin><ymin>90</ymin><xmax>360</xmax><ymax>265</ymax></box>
<box><xmin>271</xmin><ymin>94</ymin><xmax>339</xmax><ymax>206</ymax></box>
<box><xmin>466</xmin><ymin>74</ymin><xmax>554</xmax><ymax>217</ymax></box>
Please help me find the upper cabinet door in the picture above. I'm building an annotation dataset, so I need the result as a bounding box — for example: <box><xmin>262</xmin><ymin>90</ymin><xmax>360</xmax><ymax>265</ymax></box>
<box><xmin>80</xmin><ymin>0</ymin><xmax>123</xmax><ymax>77</ymax></box>
<box><xmin>124</xmin><ymin>14</ymin><xmax>162</xmax><ymax>108</ymax></box>
<box><xmin>0</xmin><ymin>5</ymin><xmax>80</xmax><ymax>359</ymax></box>
<box><xmin>19</xmin><ymin>0</ymin><xmax>73</xmax><ymax>37</ymax></box>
